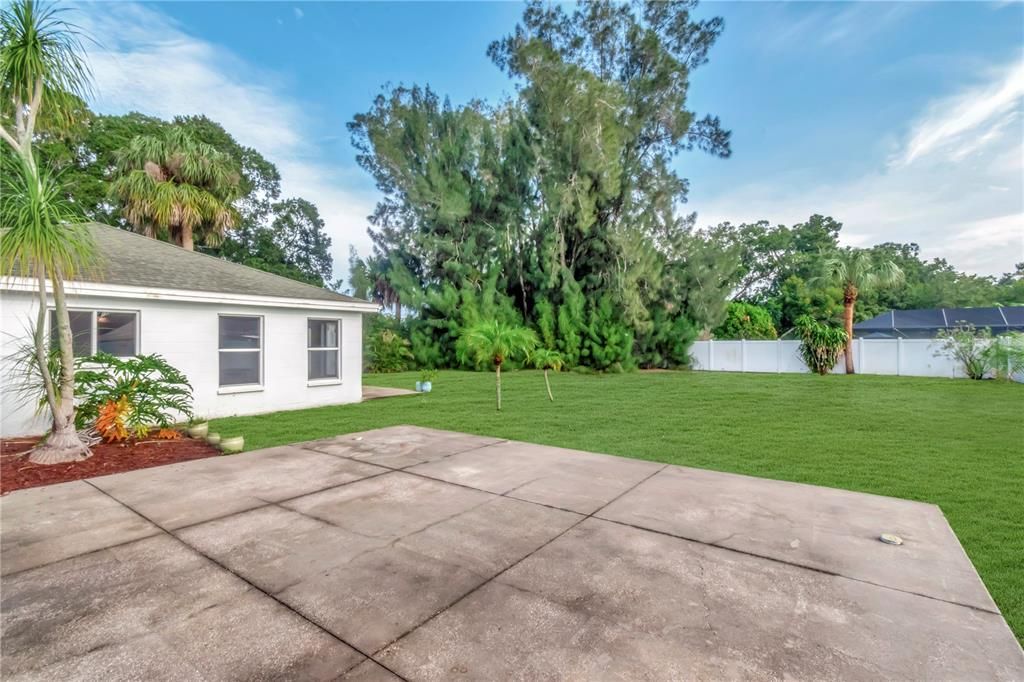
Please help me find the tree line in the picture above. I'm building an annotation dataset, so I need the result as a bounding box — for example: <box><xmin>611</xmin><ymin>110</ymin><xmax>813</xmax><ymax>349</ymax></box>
<box><xmin>23</xmin><ymin>106</ymin><xmax>336</xmax><ymax>287</ymax></box>
<box><xmin>346</xmin><ymin>1</ymin><xmax>1023</xmax><ymax>371</ymax></box>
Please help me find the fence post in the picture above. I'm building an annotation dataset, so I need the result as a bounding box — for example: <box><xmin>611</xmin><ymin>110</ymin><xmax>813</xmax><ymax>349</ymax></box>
<box><xmin>896</xmin><ymin>337</ymin><xmax>903</xmax><ymax>376</ymax></box>
<box><xmin>741</xmin><ymin>339</ymin><xmax>747</xmax><ymax>372</ymax></box>
<box><xmin>708</xmin><ymin>338</ymin><xmax>714</xmax><ymax>371</ymax></box>
<box><xmin>776</xmin><ymin>339</ymin><xmax>782</xmax><ymax>373</ymax></box>
<box><xmin>858</xmin><ymin>338</ymin><xmax>865</xmax><ymax>374</ymax></box>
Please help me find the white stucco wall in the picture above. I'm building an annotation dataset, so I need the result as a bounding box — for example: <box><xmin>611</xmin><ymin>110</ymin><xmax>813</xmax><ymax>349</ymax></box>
<box><xmin>1</xmin><ymin>288</ymin><xmax>367</xmax><ymax>437</ymax></box>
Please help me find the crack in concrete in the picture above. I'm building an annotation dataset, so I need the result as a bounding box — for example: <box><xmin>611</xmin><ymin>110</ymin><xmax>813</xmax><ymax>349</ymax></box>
<box><xmin>692</xmin><ymin>554</ymin><xmax>718</xmax><ymax>638</ymax></box>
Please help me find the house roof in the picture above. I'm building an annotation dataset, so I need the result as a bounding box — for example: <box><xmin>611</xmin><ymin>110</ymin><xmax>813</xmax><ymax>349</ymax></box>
<box><xmin>7</xmin><ymin>223</ymin><xmax>368</xmax><ymax>306</ymax></box>
<box><xmin>854</xmin><ymin>306</ymin><xmax>1024</xmax><ymax>332</ymax></box>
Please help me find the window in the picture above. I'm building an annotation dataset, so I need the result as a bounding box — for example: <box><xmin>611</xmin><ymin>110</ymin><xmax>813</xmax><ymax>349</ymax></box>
<box><xmin>307</xmin><ymin>319</ymin><xmax>340</xmax><ymax>381</ymax></box>
<box><xmin>219</xmin><ymin>316</ymin><xmax>262</xmax><ymax>387</ymax></box>
<box><xmin>49</xmin><ymin>309</ymin><xmax>138</xmax><ymax>357</ymax></box>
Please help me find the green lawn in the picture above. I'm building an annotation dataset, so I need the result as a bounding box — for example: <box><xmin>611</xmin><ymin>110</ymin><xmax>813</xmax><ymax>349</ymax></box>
<box><xmin>210</xmin><ymin>370</ymin><xmax>1024</xmax><ymax>640</ymax></box>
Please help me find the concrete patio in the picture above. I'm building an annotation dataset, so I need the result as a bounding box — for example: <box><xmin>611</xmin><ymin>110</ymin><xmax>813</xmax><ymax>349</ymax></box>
<box><xmin>2</xmin><ymin>425</ymin><xmax>1021</xmax><ymax>680</ymax></box>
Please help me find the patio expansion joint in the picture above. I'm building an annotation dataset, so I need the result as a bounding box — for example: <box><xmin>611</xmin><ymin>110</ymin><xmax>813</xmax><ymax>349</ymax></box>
<box><xmin>294</xmin><ymin>443</ymin><xmax>619</xmax><ymax>519</ymax></box>
<box><xmin>80</xmin><ymin>479</ymin><xmax>411</xmax><ymax>682</ymax></box>
<box><xmin>298</xmin><ymin>436</ymin><xmax>509</xmax><ymax>471</ymax></box>
<box><xmin>166</xmin><ymin>468</ymin><xmax>396</xmax><ymax>535</ymax></box>
<box><xmin>368</xmin><ymin>463</ymin><xmax>671</xmax><ymax>658</ymax></box>
<box><xmin>0</xmin><ymin>529</ymin><xmax>165</xmax><ymax>580</ymax></box>
<box><xmin>592</xmin><ymin>513</ymin><xmax>1004</xmax><ymax>617</ymax></box>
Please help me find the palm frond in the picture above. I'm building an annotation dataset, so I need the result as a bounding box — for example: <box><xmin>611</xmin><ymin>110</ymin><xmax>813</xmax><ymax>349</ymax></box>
<box><xmin>0</xmin><ymin>0</ymin><xmax>93</xmax><ymax>135</ymax></box>
<box><xmin>0</xmin><ymin>154</ymin><xmax>96</xmax><ymax>279</ymax></box>
<box><xmin>818</xmin><ymin>247</ymin><xmax>904</xmax><ymax>293</ymax></box>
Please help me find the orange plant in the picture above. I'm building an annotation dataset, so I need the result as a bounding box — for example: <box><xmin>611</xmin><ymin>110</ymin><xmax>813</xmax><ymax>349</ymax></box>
<box><xmin>95</xmin><ymin>396</ymin><xmax>131</xmax><ymax>442</ymax></box>
<box><xmin>154</xmin><ymin>428</ymin><xmax>181</xmax><ymax>440</ymax></box>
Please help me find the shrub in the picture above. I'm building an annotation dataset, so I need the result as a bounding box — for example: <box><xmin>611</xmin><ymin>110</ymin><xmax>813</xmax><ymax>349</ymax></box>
<box><xmin>936</xmin><ymin>324</ymin><xmax>991</xmax><ymax>380</ymax></box>
<box><xmin>986</xmin><ymin>331</ymin><xmax>1024</xmax><ymax>381</ymax></box>
<box><xmin>74</xmin><ymin>353</ymin><xmax>193</xmax><ymax>436</ymax></box>
<box><xmin>95</xmin><ymin>396</ymin><xmax>131</xmax><ymax>442</ymax></box>
<box><xmin>937</xmin><ymin>325</ymin><xmax>1024</xmax><ymax>381</ymax></box>
<box><xmin>714</xmin><ymin>302</ymin><xmax>778</xmax><ymax>340</ymax></box>
<box><xmin>367</xmin><ymin>328</ymin><xmax>414</xmax><ymax>373</ymax></box>
<box><xmin>795</xmin><ymin>315</ymin><xmax>847</xmax><ymax>375</ymax></box>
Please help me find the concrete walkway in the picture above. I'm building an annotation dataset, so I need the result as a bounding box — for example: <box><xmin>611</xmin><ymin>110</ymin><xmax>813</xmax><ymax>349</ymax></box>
<box><xmin>1</xmin><ymin>426</ymin><xmax>1021</xmax><ymax>680</ymax></box>
<box><xmin>362</xmin><ymin>385</ymin><xmax>417</xmax><ymax>400</ymax></box>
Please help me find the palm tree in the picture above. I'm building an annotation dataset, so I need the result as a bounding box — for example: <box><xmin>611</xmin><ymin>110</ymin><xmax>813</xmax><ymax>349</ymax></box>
<box><xmin>1</xmin><ymin>0</ymin><xmax>96</xmax><ymax>463</ymax></box>
<box><xmin>819</xmin><ymin>249</ymin><xmax>903</xmax><ymax>374</ymax></box>
<box><xmin>457</xmin><ymin>320</ymin><xmax>537</xmax><ymax>411</ymax></box>
<box><xmin>530</xmin><ymin>347</ymin><xmax>564</xmax><ymax>401</ymax></box>
<box><xmin>0</xmin><ymin>1</ymin><xmax>90</xmax><ymax>169</ymax></box>
<box><xmin>110</xmin><ymin>126</ymin><xmax>241</xmax><ymax>250</ymax></box>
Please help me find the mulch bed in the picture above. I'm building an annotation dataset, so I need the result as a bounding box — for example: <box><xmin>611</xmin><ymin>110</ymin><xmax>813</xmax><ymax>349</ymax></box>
<box><xmin>1</xmin><ymin>435</ymin><xmax>221</xmax><ymax>495</ymax></box>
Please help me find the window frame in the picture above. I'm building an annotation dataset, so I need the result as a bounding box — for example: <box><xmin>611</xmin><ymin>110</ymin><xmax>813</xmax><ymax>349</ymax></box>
<box><xmin>47</xmin><ymin>307</ymin><xmax>140</xmax><ymax>358</ymax></box>
<box><xmin>217</xmin><ymin>314</ymin><xmax>264</xmax><ymax>392</ymax></box>
<box><xmin>306</xmin><ymin>317</ymin><xmax>342</xmax><ymax>385</ymax></box>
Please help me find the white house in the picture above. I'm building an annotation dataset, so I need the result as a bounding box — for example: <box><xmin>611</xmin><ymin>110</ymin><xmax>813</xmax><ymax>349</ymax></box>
<box><xmin>1</xmin><ymin>224</ymin><xmax>378</xmax><ymax>437</ymax></box>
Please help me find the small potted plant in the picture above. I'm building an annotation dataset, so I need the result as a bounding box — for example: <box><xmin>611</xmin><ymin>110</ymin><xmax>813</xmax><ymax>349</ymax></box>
<box><xmin>417</xmin><ymin>368</ymin><xmax>437</xmax><ymax>393</ymax></box>
<box><xmin>187</xmin><ymin>419</ymin><xmax>209</xmax><ymax>439</ymax></box>
<box><xmin>206</xmin><ymin>432</ymin><xmax>221</xmax><ymax>446</ymax></box>
<box><xmin>220</xmin><ymin>435</ymin><xmax>244</xmax><ymax>454</ymax></box>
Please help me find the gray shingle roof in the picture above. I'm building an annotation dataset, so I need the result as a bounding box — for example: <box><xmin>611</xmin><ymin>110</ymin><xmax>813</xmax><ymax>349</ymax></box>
<box><xmin>11</xmin><ymin>223</ymin><xmax>366</xmax><ymax>305</ymax></box>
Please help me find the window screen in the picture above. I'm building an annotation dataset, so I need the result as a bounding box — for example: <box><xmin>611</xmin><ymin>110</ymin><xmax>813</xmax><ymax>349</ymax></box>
<box><xmin>308</xmin><ymin>319</ymin><xmax>340</xmax><ymax>381</ymax></box>
<box><xmin>96</xmin><ymin>311</ymin><xmax>137</xmax><ymax>356</ymax></box>
<box><xmin>219</xmin><ymin>316</ymin><xmax>262</xmax><ymax>387</ymax></box>
<box><xmin>49</xmin><ymin>309</ymin><xmax>137</xmax><ymax>357</ymax></box>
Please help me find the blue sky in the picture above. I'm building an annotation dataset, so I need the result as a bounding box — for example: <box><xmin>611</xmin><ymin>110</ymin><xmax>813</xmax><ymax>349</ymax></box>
<box><xmin>74</xmin><ymin>1</ymin><xmax>1023</xmax><ymax>279</ymax></box>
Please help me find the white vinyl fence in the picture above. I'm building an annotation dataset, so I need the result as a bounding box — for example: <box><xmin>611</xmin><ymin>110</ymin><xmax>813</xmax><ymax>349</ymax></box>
<box><xmin>690</xmin><ymin>339</ymin><xmax>970</xmax><ymax>378</ymax></box>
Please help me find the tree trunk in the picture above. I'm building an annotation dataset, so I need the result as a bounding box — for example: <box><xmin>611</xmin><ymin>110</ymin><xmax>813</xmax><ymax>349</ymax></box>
<box><xmin>843</xmin><ymin>291</ymin><xmax>857</xmax><ymax>375</ymax></box>
<box><xmin>30</xmin><ymin>273</ymin><xmax>90</xmax><ymax>464</ymax></box>
<box><xmin>143</xmin><ymin>222</ymin><xmax>155</xmax><ymax>239</ymax></box>
<box><xmin>181</xmin><ymin>224</ymin><xmax>195</xmax><ymax>251</ymax></box>
<box><xmin>544</xmin><ymin>369</ymin><xmax>554</xmax><ymax>401</ymax></box>
<box><xmin>395</xmin><ymin>295</ymin><xmax>401</xmax><ymax>325</ymax></box>
<box><xmin>33</xmin><ymin>269</ymin><xmax>59</xmax><ymax>416</ymax></box>
<box><xmin>495</xmin><ymin>362</ymin><xmax>502</xmax><ymax>411</ymax></box>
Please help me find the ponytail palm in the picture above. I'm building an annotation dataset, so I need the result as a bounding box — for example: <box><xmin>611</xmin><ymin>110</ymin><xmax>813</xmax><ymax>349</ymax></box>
<box><xmin>111</xmin><ymin>126</ymin><xmax>241</xmax><ymax>250</ymax></box>
<box><xmin>457</xmin><ymin>320</ymin><xmax>537</xmax><ymax>411</ymax></box>
<box><xmin>0</xmin><ymin>0</ymin><xmax>91</xmax><ymax>166</ymax></box>
<box><xmin>818</xmin><ymin>249</ymin><xmax>903</xmax><ymax>374</ymax></box>
<box><xmin>1</xmin><ymin>0</ymin><xmax>96</xmax><ymax>463</ymax></box>
<box><xmin>1</xmin><ymin>158</ymin><xmax>96</xmax><ymax>462</ymax></box>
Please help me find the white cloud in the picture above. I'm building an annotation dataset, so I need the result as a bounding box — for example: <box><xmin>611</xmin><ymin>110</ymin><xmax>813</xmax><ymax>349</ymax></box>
<box><xmin>761</xmin><ymin>3</ymin><xmax>917</xmax><ymax>54</ymax></box>
<box><xmin>694</xmin><ymin>58</ymin><xmax>1024</xmax><ymax>277</ymax></box>
<box><xmin>897</xmin><ymin>61</ymin><xmax>1024</xmax><ymax>166</ymax></box>
<box><xmin>73</xmin><ymin>3</ymin><xmax>376</xmax><ymax>284</ymax></box>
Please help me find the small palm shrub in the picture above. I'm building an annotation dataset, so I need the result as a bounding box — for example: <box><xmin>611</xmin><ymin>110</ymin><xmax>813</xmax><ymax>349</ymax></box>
<box><xmin>74</xmin><ymin>353</ymin><xmax>193</xmax><ymax>437</ymax></box>
<box><xmin>368</xmin><ymin>328</ymin><xmax>414</xmax><ymax>373</ymax></box>
<box><xmin>457</xmin><ymin>320</ymin><xmax>537</xmax><ymax>411</ymax></box>
<box><xmin>795</xmin><ymin>316</ymin><xmax>847</xmax><ymax>375</ymax></box>
<box><xmin>531</xmin><ymin>348</ymin><xmax>564</xmax><ymax>401</ymax></box>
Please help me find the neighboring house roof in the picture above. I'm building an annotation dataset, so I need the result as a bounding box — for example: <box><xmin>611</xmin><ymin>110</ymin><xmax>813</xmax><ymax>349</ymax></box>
<box><xmin>4</xmin><ymin>223</ymin><xmax>371</xmax><ymax>308</ymax></box>
<box><xmin>854</xmin><ymin>306</ymin><xmax>1024</xmax><ymax>335</ymax></box>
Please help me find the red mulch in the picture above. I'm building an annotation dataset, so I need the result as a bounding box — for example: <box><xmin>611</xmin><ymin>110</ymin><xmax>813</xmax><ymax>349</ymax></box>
<box><xmin>1</xmin><ymin>435</ymin><xmax>221</xmax><ymax>495</ymax></box>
